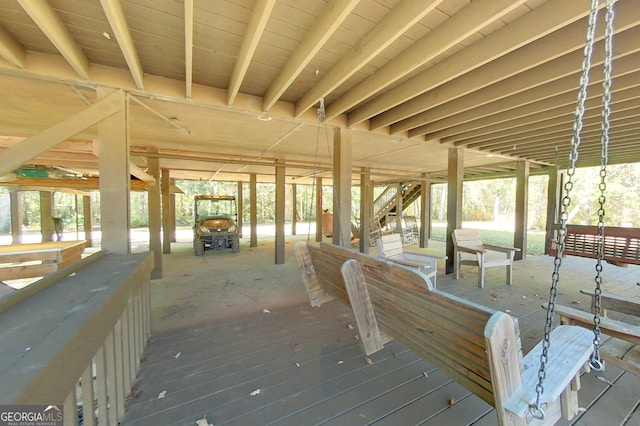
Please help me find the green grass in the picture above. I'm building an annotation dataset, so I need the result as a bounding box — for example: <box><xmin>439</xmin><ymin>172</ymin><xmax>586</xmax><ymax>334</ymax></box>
<box><xmin>430</xmin><ymin>225</ymin><xmax>547</xmax><ymax>255</ymax></box>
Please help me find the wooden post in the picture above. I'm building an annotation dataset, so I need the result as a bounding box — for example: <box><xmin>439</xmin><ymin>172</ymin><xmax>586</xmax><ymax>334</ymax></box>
<box><xmin>332</xmin><ymin>127</ymin><xmax>352</xmax><ymax>247</ymax></box>
<box><xmin>250</xmin><ymin>173</ymin><xmax>258</xmax><ymax>248</ymax></box>
<box><xmin>170</xmin><ymin>178</ymin><xmax>176</xmax><ymax>242</ymax></box>
<box><xmin>161</xmin><ymin>169</ymin><xmax>171</xmax><ymax>254</ymax></box>
<box><xmin>275</xmin><ymin>160</ymin><xmax>286</xmax><ymax>264</ymax></box>
<box><xmin>83</xmin><ymin>195</ymin><xmax>93</xmax><ymax>247</ymax></box>
<box><xmin>97</xmin><ymin>88</ymin><xmax>130</xmax><ymax>254</ymax></box>
<box><xmin>40</xmin><ymin>191</ymin><xmax>54</xmax><ymax>242</ymax></box>
<box><xmin>419</xmin><ymin>176</ymin><xmax>431</xmax><ymax>248</ymax></box>
<box><xmin>237</xmin><ymin>181</ymin><xmax>244</xmax><ymax>238</ymax></box>
<box><xmin>545</xmin><ymin>166</ymin><xmax>560</xmax><ymax>254</ymax></box>
<box><xmin>514</xmin><ymin>160</ymin><xmax>529</xmax><ymax>260</ymax></box>
<box><xmin>10</xmin><ymin>190</ymin><xmax>24</xmax><ymax>244</ymax></box>
<box><xmin>395</xmin><ymin>182</ymin><xmax>403</xmax><ymax>233</ymax></box>
<box><xmin>291</xmin><ymin>183</ymin><xmax>297</xmax><ymax>236</ymax></box>
<box><xmin>359</xmin><ymin>167</ymin><xmax>372</xmax><ymax>253</ymax></box>
<box><xmin>148</xmin><ymin>152</ymin><xmax>163</xmax><ymax>279</ymax></box>
<box><xmin>446</xmin><ymin>148</ymin><xmax>463</xmax><ymax>274</ymax></box>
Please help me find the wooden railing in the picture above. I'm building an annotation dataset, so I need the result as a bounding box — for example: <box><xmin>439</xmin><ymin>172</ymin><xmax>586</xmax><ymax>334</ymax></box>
<box><xmin>0</xmin><ymin>252</ymin><xmax>154</xmax><ymax>426</ymax></box>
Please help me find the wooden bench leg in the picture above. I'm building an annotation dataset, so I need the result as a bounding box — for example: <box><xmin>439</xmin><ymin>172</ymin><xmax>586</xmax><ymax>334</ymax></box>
<box><xmin>341</xmin><ymin>259</ymin><xmax>385</xmax><ymax>356</ymax></box>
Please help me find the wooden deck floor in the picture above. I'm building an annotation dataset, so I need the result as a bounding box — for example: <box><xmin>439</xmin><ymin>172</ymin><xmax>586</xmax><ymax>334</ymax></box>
<box><xmin>121</xmin><ymin>244</ymin><xmax>640</xmax><ymax>426</ymax></box>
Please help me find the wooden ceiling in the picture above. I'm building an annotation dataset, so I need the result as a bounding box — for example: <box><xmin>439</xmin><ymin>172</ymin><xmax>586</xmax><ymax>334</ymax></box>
<box><xmin>0</xmin><ymin>0</ymin><xmax>638</xmax><ymax>187</ymax></box>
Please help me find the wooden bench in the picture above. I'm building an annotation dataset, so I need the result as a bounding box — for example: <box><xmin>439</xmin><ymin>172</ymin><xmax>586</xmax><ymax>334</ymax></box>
<box><xmin>554</xmin><ymin>289</ymin><xmax>640</xmax><ymax>376</ymax></box>
<box><xmin>452</xmin><ymin>229</ymin><xmax>520</xmax><ymax>288</ymax></box>
<box><xmin>0</xmin><ymin>240</ymin><xmax>86</xmax><ymax>281</ymax></box>
<box><xmin>294</xmin><ymin>241</ymin><xmax>594</xmax><ymax>425</ymax></box>
<box><xmin>375</xmin><ymin>233</ymin><xmax>445</xmax><ymax>287</ymax></box>
<box><xmin>549</xmin><ymin>225</ymin><xmax>640</xmax><ymax>266</ymax></box>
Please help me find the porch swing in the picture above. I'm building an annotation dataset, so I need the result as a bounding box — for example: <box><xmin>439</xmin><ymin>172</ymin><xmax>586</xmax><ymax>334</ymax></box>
<box><xmin>547</xmin><ymin>0</ymin><xmax>640</xmax><ymax>268</ymax></box>
<box><xmin>294</xmin><ymin>1</ymin><xmax>619</xmax><ymax>424</ymax></box>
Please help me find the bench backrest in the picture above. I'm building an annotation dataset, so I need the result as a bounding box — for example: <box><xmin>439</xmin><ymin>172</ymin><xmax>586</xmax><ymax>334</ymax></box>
<box><xmin>562</xmin><ymin>225</ymin><xmax>640</xmax><ymax>265</ymax></box>
<box><xmin>376</xmin><ymin>233</ymin><xmax>404</xmax><ymax>258</ymax></box>
<box><xmin>452</xmin><ymin>229</ymin><xmax>483</xmax><ymax>249</ymax></box>
<box><xmin>300</xmin><ymin>241</ymin><xmax>498</xmax><ymax>406</ymax></box>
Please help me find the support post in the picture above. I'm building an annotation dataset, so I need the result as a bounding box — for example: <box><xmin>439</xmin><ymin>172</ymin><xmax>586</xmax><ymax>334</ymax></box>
<box><xmin>359</xmin><ymin>167</ymin><xmax>372</xmax><ymax>253</ymax></box>
<box><xmin>148</xmin><ymin>152</ymin><xmax>163</xmax><ymax>279</ymax></box>
<box><xmin>83</xmin><ymin>195</ymin><xmax>93</xmax><ymax>247</ymax></box>
<box><xmin>10</xmin><ymin>191</ymin><xmax>23</xmax><ymax>244</ymax></box>
<box><xmin>446</xmin><ymin>148</ymin><xmax>463</xmax><ymax>274</ymax></box>
<box><xmin>332</xmin><ymin>128</ymin><xmax>352</xmax><ymax>247</ymax></box>
<box><xmin>545</xmin><ymin>166</ymin><xmax>561</xmax><ymax>254</ymax></box>
<box><xmin>419</xmin><ymin>176</ymin><xmax>431</xmax><ymax>248</ymax></box>
<box><xmin>40</xmin><ymin>191</ymin><xmax>54</xmax><ymax>242</ymax></box>
<box><xmin>237</xmin><ymin>181</ymin><xmax>244</xmax><ymax>238</ymax></box>
<box><xmin>395</xmin><ymin>183</ymin><xmax>403</xmax><ymax>233</ymax></box>
<box><xmin>161</xmin><ymin>169</ymin><xmax>171</xmax><ymax>254</ymax></box>
<box><xmin>514</xmin><ymin>160</ymin><xmax>529</xmax><ymax>260</ymax></box>
<box><xmin>275</xmin><ymin>160</ymin><xmax>286</xmax><ymax>264</ymax></box>
<box><xmin>97</xmin><ymin>88</ymin><xmax>130</xmax><ymax>254</ymax></box>
<box><xmin>250</xmin><ymin>173</ymin><xmax>258</xmax><ymax>248</ymax></box>
<box><xmin>291</xmin><ymin>183</ymin><xmax>297</xmax><ymax>236</ymax></box>
<box><xmin>170</xmin><ymin>179</ymin><xmax>176</xmax><ymax>242</ymax></box>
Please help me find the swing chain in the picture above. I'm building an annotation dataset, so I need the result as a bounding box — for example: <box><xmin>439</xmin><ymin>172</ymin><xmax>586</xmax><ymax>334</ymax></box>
<box><xmin>591</xmin><ymin>0</ymin><xmax>615</xmax><ymax>371</ymax></box>
<box><xmin>529</xmin><ymin>0</ymin><xmax>601</xmax><ymax>418</ymax></box>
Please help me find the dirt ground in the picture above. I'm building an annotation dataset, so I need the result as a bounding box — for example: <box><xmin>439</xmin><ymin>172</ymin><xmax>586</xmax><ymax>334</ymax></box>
<box><xmin>149</xmin><ymin>235</ymin><xmax>313</xmax><ymax>333</ymax></box>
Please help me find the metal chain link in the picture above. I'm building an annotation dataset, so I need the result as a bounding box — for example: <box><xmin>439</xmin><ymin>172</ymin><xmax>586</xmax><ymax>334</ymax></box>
<box><xmin>529</xmin><ymin>0</ymin><xmax>601</xmax><ymax>419</ymax></box>
<box><xmin>591</xmin><ymin>0</ymin><xmax>615</xmax><ymax>371</ymax></box>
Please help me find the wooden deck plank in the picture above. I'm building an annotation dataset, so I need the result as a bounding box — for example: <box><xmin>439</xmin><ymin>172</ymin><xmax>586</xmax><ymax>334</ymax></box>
<box><xmin>121</xmin><ymin>245</ymin><xmax>640</xmax><ymax>426</ymax></box>
<box><xmin>320</xmin><ymin>369</ymin><xmax>454</xmax><ymax>425</ymax></box>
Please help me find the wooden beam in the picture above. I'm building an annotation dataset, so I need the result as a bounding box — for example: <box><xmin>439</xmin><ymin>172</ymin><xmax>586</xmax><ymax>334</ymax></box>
<box><xmin>0</xmin><ymin>24</ymin><xmax>26</xmax><ymax>68</ymax></box>
<box><xmin>17</xmin><ymin>0</ymin><xmax>90</xmax><ymax>79</ymax></box>
<box><xmin>347</xmin><ymin>0</ymin><xmax>593</xmax><ymax>127</ymax></box>
<box><xmin>296</xmin><ymin>0</ymin><xmax>444</xmax><ymax>118</ymax></box>
<box><xmin>326</xmin><ymin>0</ymin><xmax>527</xmax><ymax>120</ymax></box>
<box><xmin>147</xmin><ymin>151</ymin><xmax>162</xmax><ymax>279</ymax></box>
<box><xmin>184</xmin><ymin>0</ymin><xmax>193</xmax><ymax>99</ymax></box>
<box><xmin>0</xmin><ymin>90</ymin><xmax>124</xmax><ymax>177</ymax></box>
<box><xmin>129</xmin><ymin>162</ymin><xmax>155</xmax><ymax>185</ymax></box>
<box><xmin>227</xmin><ymin>0</ymin><xmax>276</xmax><ymax>106</ymax></box>
<box><xmin>373</xmin><ymin>0</ymin><xmax>639</xmax><ymax>131</ymax></box>
<box><xmin>333</xmin><ymin>128</ymin><xmax>352</xmax><ymax>247</ymax></box>
<box><xmin>262</xmin><ymin>0</ymin><xmax>359</xmax><ymax>111</ymax></box>
<box><xmin>446</xmin><ymin>148</ymin><xmax>463</xmax><ymax>274</ymax></box>
<box><xmin>99</xmin><ymin>0</ymin><xmax>144</xmax><ymax>90</ymax></box>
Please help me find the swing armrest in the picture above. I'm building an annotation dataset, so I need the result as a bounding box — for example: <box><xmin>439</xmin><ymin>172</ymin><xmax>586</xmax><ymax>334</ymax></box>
<box><xmin>503</xmin><ymin>325</ymin><xmax>593</xmax><ymax>419</ymax></box>
<box><xmin>552</xmin><ymin>303</ymin><xmax>640</xmax><ymax>345</ymax></box>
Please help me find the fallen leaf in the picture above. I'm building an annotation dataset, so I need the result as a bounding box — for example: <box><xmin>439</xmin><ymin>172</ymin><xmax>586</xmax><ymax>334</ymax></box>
<box><xmin>157</xmin><ymin>390</ymin><xmax>167</xmax><ymax>399</ymax></box>
<box><xmin>338</xmin><ymin>360</ymin><xmax>344</xmax><ymax>364</ymax></box>
<box><xmin>449</xmin><ymin>398</ymin><xmax>457</xmax><ymax>406</ymax></box>
<box><xmin>505</xmin><ymin>309</ymin><xmax>511</xmax><ymax>313</ymax></box>
<box><xmin>174</xmin><ymin>352</ymin><xmax>181</xmax><ymax>359</ymax></box>
<box><xmin>348</xmin><ymin>324</ymin><xmax>354</xmax><ymax>329</ymax></box>
<box><xmin>596</xmin><ymin>376</ymin><xmax>614</xmax><ymax>386</ymax></box>
<box><xmin>250</xmin><ymin>388</ymin><xmax>261</xmax><ymax>396</ymax></box>
<box><xmin>295</xmin><ymin>362</ymin><xmax>300</xmax><ymax>367</ymax></box>
<box><xmin>571</xmin><ymin>300</ymin><xmax>581</xmax><ymax>304</ymax></box>
<box><xmin>364</xmin><ymin>357</ymin><xmax>373</xmax><ymax>365</ymax></box>
<box><xmin>423</xmin><ymin>371</ymin><xmax>429</xmax><ymax>378</ymax></box>
<box><xmin>195</xmin><ymin>415</ymin><xmax>213</xmax><ymax>426</ymax></box>
<box><xmin>263</xmin><ymin>309</ymin><xmax>271</xmax><ymax>314</ymax></box>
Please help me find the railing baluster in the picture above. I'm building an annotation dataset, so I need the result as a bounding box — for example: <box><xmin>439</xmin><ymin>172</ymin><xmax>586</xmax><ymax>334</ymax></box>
<box><xmin>94</xmin><ymin>345</ymin><xmax>110</xmax><ymax>426</ymax></box>
<box><xmin>81</xmin><ymin>364</ymin><xmax>96</xmax><ymax>426</ymax></box>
